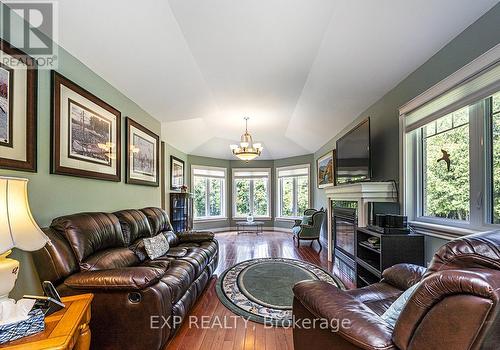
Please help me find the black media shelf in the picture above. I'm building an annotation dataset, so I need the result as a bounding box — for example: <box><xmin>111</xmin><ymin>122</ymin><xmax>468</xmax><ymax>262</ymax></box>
<box><xmin>355</xmin><ymin>227</ymin><xmax>424</xmax><ymax>288</ymax></box>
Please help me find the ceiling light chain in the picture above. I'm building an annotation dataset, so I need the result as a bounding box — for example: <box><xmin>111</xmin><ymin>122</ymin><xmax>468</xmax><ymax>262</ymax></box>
<box><xmin>230</xmin><ymin>117</ymin><xmax>263</xmax><ymax>161</ymax></box>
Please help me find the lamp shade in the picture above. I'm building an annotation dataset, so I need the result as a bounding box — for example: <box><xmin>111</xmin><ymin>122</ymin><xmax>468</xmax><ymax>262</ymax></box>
<box><xmin>0</xmin><ymin>177</ymin><xmax>49</xmax><ymax>254</ymax></box>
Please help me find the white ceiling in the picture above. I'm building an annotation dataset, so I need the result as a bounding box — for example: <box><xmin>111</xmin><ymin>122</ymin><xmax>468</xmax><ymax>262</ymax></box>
<box><xmin>50</xmin><ymin>0</ymin><xmax>498</xmax><ymax>159</ymax></box>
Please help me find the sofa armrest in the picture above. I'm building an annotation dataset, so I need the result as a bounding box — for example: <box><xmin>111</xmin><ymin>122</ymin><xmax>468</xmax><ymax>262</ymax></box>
<box><xmin>382</xmin><ymin>263</ymin><xmax>426</xmax><ymax>291</ymax></box>
<box><xmin>293</xmin><ymin>281</ymin><xmax>395</xmax><ymax>350</ymax></box>
<box><xmin>64</xmin><ymin>266</ymin><xmax>167</xmax><ymax>291</ymax></box>
<box><xmin>177</xmin><ymin>230</ymin><xmax>215</xmax><ymax>243</ymax></box>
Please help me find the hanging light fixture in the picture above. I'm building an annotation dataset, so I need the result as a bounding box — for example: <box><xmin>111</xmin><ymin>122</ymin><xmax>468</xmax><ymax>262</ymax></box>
<box><xmin>230</xmin><ymin>117</ymin><xmax>263</xmax><ymax>161</ymax></box>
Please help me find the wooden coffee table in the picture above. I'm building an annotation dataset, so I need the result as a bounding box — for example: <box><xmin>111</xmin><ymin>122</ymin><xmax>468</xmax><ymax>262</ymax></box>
<box><xmin>236</xmin><ymin>221</ymin><xmax>264</xmax><ymax>234</ymax></box>
<box><xmin>0</xmin><ymin>294</ymin><xmax>93</xmax><ymax>350</ymax></box>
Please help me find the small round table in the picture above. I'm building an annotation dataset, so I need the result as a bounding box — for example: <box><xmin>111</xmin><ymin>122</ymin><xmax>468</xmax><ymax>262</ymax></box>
<box><xmin>236</xmin><ymin>221</ymin><xmax>264</xmax><ymax>234</ymax></box>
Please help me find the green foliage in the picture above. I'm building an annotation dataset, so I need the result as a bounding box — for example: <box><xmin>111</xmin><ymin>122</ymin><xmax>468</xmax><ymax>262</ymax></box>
<box><xmin>423</xmin><ymin>112</ymin><xmax>470</xmax><ymax>220</ymax></box>
<box><xmin>253</xmin><ymin>179</ymin><xmax>268</xmax><ymax>216</ymax></box>
<box><xmin>280</xmin><ymin>178</ymin><xmax>293</xmax><ymax>216</ymax></box>
<box><xmin>235</xmin><ymin>179</ymin><xmax>250</xmax><ymax>216</ymax></box>
<box><xmin>209</xmin><ymin>178</ymin><xmax>222</xmax><ymax>216</ymax></box>
<box><xmin>492</xmin><ymin>94</ymin><xmax>500</xmax><ymax>223</ymax></box>
<box><xmin>193</xmin><ymin>176</ymin><xmax>206</xmax><ymax>218</ymax></box>
<box><xmin>193</xmin><ymin>176</ymin><xmax>222</xmax><ymax>218</ymax></box>
<box><xmin>297</xmin><ymin>176</ymin><xmax>309</xmax><ymax>214</ymax></box>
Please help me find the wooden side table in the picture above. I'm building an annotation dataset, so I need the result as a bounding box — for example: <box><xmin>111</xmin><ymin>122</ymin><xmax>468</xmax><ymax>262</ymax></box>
<box><xmin>0</xmin><ymin>294</ymin><xmax>93</xmax><ymax>350</ymax></box>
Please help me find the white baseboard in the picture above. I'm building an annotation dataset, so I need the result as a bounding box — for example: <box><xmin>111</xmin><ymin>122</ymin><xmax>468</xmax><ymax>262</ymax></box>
<box><xmin>207</xmin><ymin>226</ymin><xmax>292</xmax><ymax>233</ymax></box>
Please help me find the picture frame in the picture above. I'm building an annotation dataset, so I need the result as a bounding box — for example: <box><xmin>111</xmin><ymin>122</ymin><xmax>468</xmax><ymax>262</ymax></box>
<box><xmin>0</xmin><ymin>38</ymin><xmax>37</xmax><ymax>172</ymax></box>
<box><xmin>170</xmin><ymin>155</ymin><xmax>185</xmax><ymax>190</ymax></box>
<box><xmin>51</xmin><ymin>71</ymin><xmax>121</xmax><ymax>181</ymax></box>
<box><xmin>317</xmin><ymin>150</ymin><xmax>335</xmax><ymax>188</ymax></box>
<box><xmin>126</xmin><ymin>117</ymin><xmax>160</xmax><ymax>187</ymax></box>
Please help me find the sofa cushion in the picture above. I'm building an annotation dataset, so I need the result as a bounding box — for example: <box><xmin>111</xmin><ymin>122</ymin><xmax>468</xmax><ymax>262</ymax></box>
<box><xmin>159</xmin><ymin>259</ymin><xmax>198</xmax><ymax>303</ymax></box>
<box><xmin>381</xmin><ymin>283</ymin><xmax>420</xmax><ymax>328</ymax></box>
<box><xmin>114</xmin><ymin>209</ymin><xmax>153</xmax><ymax>245</ymax></box>
<box><xmin>81</xmin><ymin>247</ymin><xmax>139</xmax><ymax>271</ymax></box>
<box><xmin>51</xmin><ymin>212</ymin><xmax>126</xmax><ymax>263</ymax></box>
<box><xmin>141</xmin><ymin>207</ymin><xmax>173</xmax><ymax>232</ymax></box>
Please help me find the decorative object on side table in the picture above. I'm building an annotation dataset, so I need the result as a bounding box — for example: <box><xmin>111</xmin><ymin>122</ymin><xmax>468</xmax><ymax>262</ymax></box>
<box><xmin>0</xmin><ymin>177</ymin><xmax>50</xmax><ymax>341</ymax></box>
<box><xmin>0</xmin><ymin>294</ymin><xmax>93</xmax><ymax>350</ymax></box>
<box><xmin>170</xmin><ymin>156</ymin><xmax>185</xmax><ymax>190</ymax></box>
<box><xmin>126</xmin><ymin>117</ymin><xmax>160</xmax><ymax>186</ymax></box>
<box><xmin>0</xmin><ymin>39</ymin><xmax>37</xmax><ymax>172</ymax></box>
<box><xmin>51</xmin><ymin>71</ymin><xmax>121</xmax><ymax>181</ymax></box>
<box><xmin>316</xmin><ymin>150</ymin><xmax>335</xmax><ymax>188</ymax></box>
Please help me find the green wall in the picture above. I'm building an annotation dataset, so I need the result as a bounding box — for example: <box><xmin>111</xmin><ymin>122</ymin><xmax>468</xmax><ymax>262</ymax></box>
<box><xmin>186</xmin><ymin>154</ymin><xmax>315</xmax><ymax>231</ymax></box>
<box><xmin>313</xmin><ymin>3</ymin><xmax>500</xmax><ymax>263</ymax></box>
<box><xmin>1</xmin><ymin>5</ymin><xmax>163</xmax><ymax>298</ymax></box>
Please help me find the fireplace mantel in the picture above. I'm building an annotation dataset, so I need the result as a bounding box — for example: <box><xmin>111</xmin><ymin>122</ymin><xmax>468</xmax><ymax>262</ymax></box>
<box><xmin>325</xmin><ymin>181</ymin><xmax>397</xmax><ymax>262</ymax></box>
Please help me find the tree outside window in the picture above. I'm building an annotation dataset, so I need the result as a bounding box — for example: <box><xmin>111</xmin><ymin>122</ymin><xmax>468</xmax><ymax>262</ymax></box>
<box><xmin>277</xmin><ymin>166</ymin><xmax>310</xmax><ymax>218</ymax></box>
<box><xmin>192</xmin><ymin>166</ymin><xmax>226</xmax><ymax>220</ymax></box>
<box><xmin>233</xmin><ymin>169</ymin><xmax>270</xmax><ymax>217</ymax></box>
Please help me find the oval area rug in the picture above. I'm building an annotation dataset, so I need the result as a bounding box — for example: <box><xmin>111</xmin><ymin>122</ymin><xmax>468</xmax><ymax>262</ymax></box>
<box><xmin>215</xmin><ymin>258</ymin><xmax>344</xmax><ymax>326</ymax></box>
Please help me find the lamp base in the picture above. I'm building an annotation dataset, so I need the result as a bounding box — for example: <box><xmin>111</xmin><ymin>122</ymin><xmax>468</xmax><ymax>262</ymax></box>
<box><xmin>0</xmin><ymin>251</ymin><xmax>20</xmax><ymax>302</ymax></box>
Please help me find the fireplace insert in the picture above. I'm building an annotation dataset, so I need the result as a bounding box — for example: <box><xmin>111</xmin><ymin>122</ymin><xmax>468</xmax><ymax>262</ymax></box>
<box><xmin>332</xmin><ymin>201</ymin><xmax>358</xmax><ymax>270</ymax></box>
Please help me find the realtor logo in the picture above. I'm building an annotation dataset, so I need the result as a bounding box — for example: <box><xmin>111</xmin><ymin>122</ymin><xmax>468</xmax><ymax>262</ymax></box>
<box><xmin>1</xmin><ymin>1</ymin><xmax>58</xmax><ymax>68</ymax></box>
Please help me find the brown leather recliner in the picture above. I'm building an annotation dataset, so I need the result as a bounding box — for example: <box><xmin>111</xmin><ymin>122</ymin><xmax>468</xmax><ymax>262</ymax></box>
<box><xmin>33</xmin><ymin>207</ymin><xmax>218</xmax><ymax>350</ymax></box>
<box><xmin>292</xmin><ymin>230</ymin><xmax>500</xmax><ymax>350</ymax></box>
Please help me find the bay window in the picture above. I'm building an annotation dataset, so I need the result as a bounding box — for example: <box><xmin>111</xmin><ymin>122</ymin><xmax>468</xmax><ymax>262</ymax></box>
<box><xmin>192</xmin><ymin>165</ymin><xmax>226</xmax><ymax>220</ymax></box>
<box><xmin>232</xmin><ymin>168</ymin><xmax>271</xmax><ymax>218</ymax></box>
<box><xmin>276</xmin><ymin>165</ymin><xmax>310</xmax><ymax>218</ymax></box>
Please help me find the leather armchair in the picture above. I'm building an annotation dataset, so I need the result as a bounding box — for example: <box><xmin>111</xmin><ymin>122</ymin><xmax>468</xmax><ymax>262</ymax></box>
<box><xmin>292</xmin><ymin>230</ymin><xmax>500</xmax><ymax>350</ymax></box>
<box><xmin>292</xmin><ymin>208</ymin><xmax>325</xmax><ymax>250</ymax></box>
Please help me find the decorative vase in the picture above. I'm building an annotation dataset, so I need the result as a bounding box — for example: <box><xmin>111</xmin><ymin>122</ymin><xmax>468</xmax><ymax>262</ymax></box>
<box><xmin>246</xmin><ymin>214</ymin><xmax>254</xmax><ymax>223</ymax></box>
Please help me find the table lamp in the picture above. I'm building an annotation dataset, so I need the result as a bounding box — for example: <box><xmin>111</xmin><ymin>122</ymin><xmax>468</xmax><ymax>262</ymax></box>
<box><xmin>0</xmin><ymin>177</ymin><xmax>49</xmax><ymax>303</ymax></box>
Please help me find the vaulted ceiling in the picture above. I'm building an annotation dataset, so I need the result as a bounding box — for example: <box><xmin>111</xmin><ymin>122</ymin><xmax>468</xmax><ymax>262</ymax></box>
<box><xmin>53</xmin><ymin>0</ymin><xmax>498</xmax><ymax>159</ymax></box>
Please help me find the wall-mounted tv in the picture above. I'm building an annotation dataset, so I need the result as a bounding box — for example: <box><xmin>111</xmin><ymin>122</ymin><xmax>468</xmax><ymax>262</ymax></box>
<box><xmin>335</xmin><ymin>118</ymin><xmax>371</xmax><ymax>185</ymax></box>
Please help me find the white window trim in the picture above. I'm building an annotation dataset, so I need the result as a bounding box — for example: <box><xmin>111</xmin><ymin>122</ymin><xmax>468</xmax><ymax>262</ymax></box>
<box><xmin>399</xmin><ymin>43</ymin><xmax>500</xmax><ymax>235</ymax></box>
<box><xmin>232</xmin><ymin>167</ymin><xmax>272</xmax><ymax>219</ymax></box>
<box><xmin>191</xmin><ymin>165</ymin><xmax>227</xmax><ymax>222</ymax></box>
<box><xmin>275</xmin><ymin>164</ymin><xmax>311</xmax><ymax>220</ymax></box>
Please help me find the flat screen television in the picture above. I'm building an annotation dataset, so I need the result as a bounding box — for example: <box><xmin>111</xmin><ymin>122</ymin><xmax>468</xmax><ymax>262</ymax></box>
<box><xmin>335</xmin><ymin>118</ymin><xmax>371</xmax><ymax>185</ymax></box>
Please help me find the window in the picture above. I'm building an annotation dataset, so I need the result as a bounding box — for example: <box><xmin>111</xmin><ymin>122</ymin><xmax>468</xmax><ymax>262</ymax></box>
<box><xmin>192</xmin><ymin>166</ymin><xmax>226</xmax><ymax>220</ymax></box>
<box><xmin>402</xmin><ymin>60</ymin><xmax>500</xmax><ymax>231</ymax></box>
<box><xmin>232</xmin><ymin>168</ymin><xmax>271</xmax><ymax>218</ymax></box>
<box><xmin>276</xmin><ymin>165</ymin><xmax>310</xmax><ymax>218</ymax></box>
<box><xmin>491</xmin><ymin>92</ymin><xmax>500</xmax><ymax>223</ymax></box>
<box><xmin>422</xmin><ymin>107</ymin><xmax>470</xmax><ymax>221</ymax></box>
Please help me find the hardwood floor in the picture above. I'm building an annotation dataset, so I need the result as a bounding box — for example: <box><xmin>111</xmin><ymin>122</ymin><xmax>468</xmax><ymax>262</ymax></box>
<box><xmin>165</xmin><ymin>231</ymin><xmax>352</xmax><ymax>350</ymax></box>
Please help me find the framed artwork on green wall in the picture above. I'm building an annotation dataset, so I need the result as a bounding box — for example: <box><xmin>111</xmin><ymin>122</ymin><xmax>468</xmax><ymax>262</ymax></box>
<box><xmin>0</xmin><ymin>38</ymin><xmax>37</xmax><ymax>172</ymax></box>
<box><xmin>51</xmin><ymin>71</ymin><xmax>121</xmax><ymax>181</ymax></box>
<box><xmin>126</xmin><ymin>117</ymin><xmax>160</xmax><ymax>187</ymax></box>
<box><xmin>317</xmin><ymin>150</ymin><xmax>335</xmax><ymax>188</ymax></box>
<box><xmin>170</xmin><ymin>155</ymin><xmax>184</xmax><ymax>190</ymax></box>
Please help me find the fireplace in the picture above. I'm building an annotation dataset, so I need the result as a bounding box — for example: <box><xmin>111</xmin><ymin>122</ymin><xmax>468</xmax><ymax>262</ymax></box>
<box><xmin>333</xmin><ymin>201</ymin><xmax>357</xmax><ymax>263</ymax></box>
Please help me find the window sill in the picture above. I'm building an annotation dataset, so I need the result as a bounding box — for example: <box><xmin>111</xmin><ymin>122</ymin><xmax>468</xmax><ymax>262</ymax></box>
<box><xmin>194</xmin><ymin>217</ymin><xmax>228</xmax><ymax>223</ymax></box>
<box><xmin>409</xmin><ymin>220</ymin><xmax>480</xmax><ymax>240</ymax></box>
<box><xmin>275</xmin><ymin>217</ymin><xmax>301</xmax><ymax>222</ymax></box>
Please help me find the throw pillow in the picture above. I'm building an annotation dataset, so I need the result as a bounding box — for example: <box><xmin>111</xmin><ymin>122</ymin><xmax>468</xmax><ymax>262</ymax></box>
<box><xmin>381</xmin><ymin>282</ymin><xmax>420</xmax><ymax>328</ymax></box>
<box><xmin>301</xmin><ymin>215</ymin><xmax>312</xmax><ymax>225</ymax></box>
<box><xmin>143</xmin><ymin>234</ymin><xmax>170</xmax><ymax>260</ymax></box>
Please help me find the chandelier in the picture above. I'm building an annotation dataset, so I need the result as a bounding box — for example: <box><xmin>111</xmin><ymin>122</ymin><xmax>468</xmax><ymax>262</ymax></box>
<box><xmin>230</xmin><ymin>117</ymin><xmax>263</xmax><ymax>161</ymax></box>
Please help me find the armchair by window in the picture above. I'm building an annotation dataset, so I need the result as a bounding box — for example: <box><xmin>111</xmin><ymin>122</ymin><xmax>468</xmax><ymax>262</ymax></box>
<box><xmin>292</xmin><ymin>208</ymin><xmax>325</xmax><ymax>250</ymax></box>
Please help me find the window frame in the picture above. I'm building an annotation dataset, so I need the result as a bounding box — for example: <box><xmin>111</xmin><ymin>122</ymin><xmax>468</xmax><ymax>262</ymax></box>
<box><xmin>275</xmin><ymin>164</ymin><xmax>311</xmax><ymax>220</ymax></box>
<box><xmin>232</xmin><ymin>167</ymin><xmax>272</xmax><ymax>219</ymax></box>
<box><xmin>403</xmin><ymin>93</ymin><xmax>500</xmax><ymax>235</ymax></box>
<box><xmin>191</xmin><ymin>165</ymin><xmax>227</xmax><ymax>222</ymax></box>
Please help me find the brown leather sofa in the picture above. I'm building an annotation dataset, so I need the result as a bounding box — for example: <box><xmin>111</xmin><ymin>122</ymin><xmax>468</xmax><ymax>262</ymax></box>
<box><xmin>292</xmin><ymin>230</ymin><xmax>500</xmax><ymax>350</ymax></box>
<box><xmin>33</xmin><ymin>207</ymin><xmax>218</xmax><ymax>350</ymax></box>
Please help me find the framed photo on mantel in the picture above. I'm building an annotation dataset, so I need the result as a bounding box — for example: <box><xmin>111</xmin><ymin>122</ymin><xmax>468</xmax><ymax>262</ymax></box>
<box><xmin>0</xmin><ymin>38</ymin><xmax>37</xmax><ymax>172</ymax></box>
<box><xmin>126</xmin><ymin>117</ymin><xmax>160</xmax><ymax>187</ymax></box>
<box><xmin>51</xmin><ymin>71</ymin><xmax>121</xmax><ymax>181</ymax></box>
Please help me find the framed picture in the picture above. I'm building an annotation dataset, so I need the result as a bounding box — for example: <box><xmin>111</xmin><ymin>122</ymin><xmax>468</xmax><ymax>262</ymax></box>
<box><xmin>317</xmin><ymin>150</ymin><xmax>335</xmax><ymax>188</ymax></box>
<box><xmin>51</xmin><ymin>71</ymin><xmax>121</xmax><ymax>181</ymax></box>
<box><xmin>126</xmin><ymin>117</ymin><xmax>160</xmax><ymax>186</ymax></box>
<box><xmin>0</xmin><ymin>39</ymin><xmax>37</xmax><ymax>172</ymax></box>
<box><xmin>170</xmin><ymin>155</ymin><xmax>185</xmax><ymax>190</ymax></box>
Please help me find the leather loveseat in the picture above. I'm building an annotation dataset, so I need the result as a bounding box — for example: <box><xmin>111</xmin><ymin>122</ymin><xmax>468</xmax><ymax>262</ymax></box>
<box><xmin>33</xmin><ymin>207</ymin><xmax>218</xmax><ymax>350</ymax></box>
<box><xmin>292</xmin><ymin>230</ymin><xmax>500</xmax><ymax>350</ymax></box>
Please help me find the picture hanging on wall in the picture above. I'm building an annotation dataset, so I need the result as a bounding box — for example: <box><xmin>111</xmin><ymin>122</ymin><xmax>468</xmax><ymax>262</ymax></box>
<box><xmin>0</xmin><ymin>38</ymin><xmax>37</xmax><ymax>172</ymax></box>
<box><xmin>51</xmin><ymin>71</ymin><xmax>121</xmax><ymax>181</ymax></box>
<box><xmin>170</xmin><ymin>155</ymin><xmax>184</xmax><ymax>190</ymax></box>
<box><xmin>126</xmin><ymin>117</ymin><xmax>160</xmax><ymax>187</ymax></box>
<box><xmin>317</xmin><ymin>150</ymin><xmax>335</xmax><ymax>188</ymax></box>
